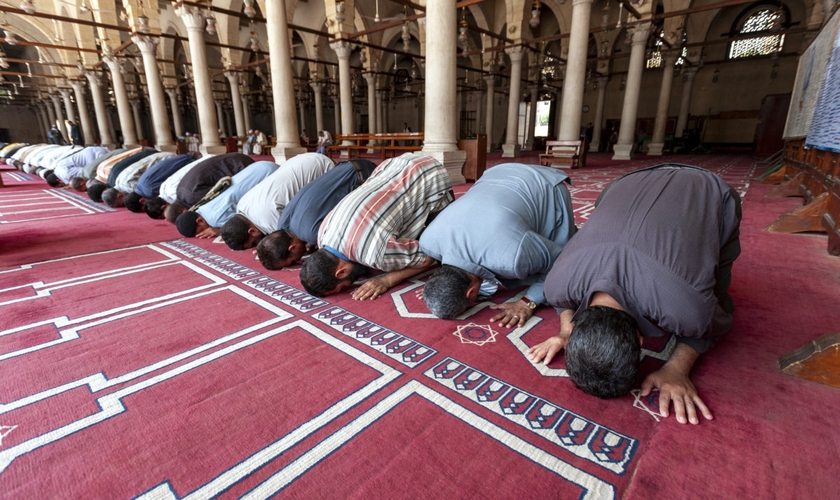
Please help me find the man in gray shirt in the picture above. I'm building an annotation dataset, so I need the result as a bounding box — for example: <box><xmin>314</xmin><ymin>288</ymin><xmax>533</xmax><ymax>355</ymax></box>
<box><xmin>530</xmin><ymin>165</ymin><xmax>741</xmax><ymax>427</ymax></box>
<box><xmin>420</xmin><ymin>163</ymin><xmax>576</xmax><ymax>327</ymax></box>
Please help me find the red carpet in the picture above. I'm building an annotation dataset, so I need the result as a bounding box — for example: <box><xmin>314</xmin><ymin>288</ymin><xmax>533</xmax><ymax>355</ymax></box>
<box><xmin>1</xmin><ymin>153</ymin><xmax>839</xmax><ymax>498</ymax></box>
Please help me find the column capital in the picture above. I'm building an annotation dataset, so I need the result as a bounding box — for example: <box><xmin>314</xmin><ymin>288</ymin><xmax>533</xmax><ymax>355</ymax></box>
<box><xmin>630</xmin><ymin>23</ymin><xmax>653</xmax><ymax>46</ymax></box>
<box><xmin>84</xmin><ymin>72</ymin><xmax>100</xmax><ymax>86</ymax></box>
<box><xmin>595</xmin><ymin>75</ymin><xmax>609</xmax><ymax>88</ymax></box>
<box><xmin>58</xmin><ymin>88</ymin><xmax>72</xmax><ymax>98</ymax></box>
<box><xmin>69</xmin><ymin>80</ymin><xmax>86</xmax><ymax>93</ymax></box>
<box><xmin>505</xmin><ymin>45</ymin><xmax>526</xmax><ymax>62</ymax></box>
<box><xmin>310</xmin><ymin>81</ymin><xmax>323</xmax><ymax>92</ymax></box>
<box><xmin>132</xmin><ymin>35</ymin><xmax>159</xmax><ymax>54</ymax></box>
<box><xmin>224</xmin><ymin>71</ymin><xmax>239</xmax><ymax>83</ymax></box>
<box><xmin>682</xmin><ymin>66</ymin><xmax>699</xmax><ymax>80</ymax></box>
<box><xmin>483</xmin><ymin>75</ymin><xmax>496</xmax><ymax>85</ymax></box>
<box><xmin>102</xmin><ymin>55</ymin><xmax>121</xmax><ymax>73</ymax></box>
<box><xmin>572</xmin><ymin>0</ymin><xmax>595</xmax><ymax>5</ymax></box>
<box><xmin>331</xmin><ymin>40</ymin><xmax>354</xmax><ymax>59</ymax></box>
<box><xmin>50</xmin><ymin>93</ymin><xmax>61</xmax><ymax>102</ymax></box>
<box><xmin>660</xmin><ymin>49</ymin><xmax>680</xmax><ymax>66</ymax></box>
<box><xmin>363</xmin><ymin>73</ymin><xmax>376</xmax><ymax>85</ymax></box>
<box><xmin>165</xmin><ymin>87</ymin><xmax>178</xmax><ymax>98</ymax></box>
<box><xmin>175</xmin><ymin>5</ymin><xmax>205</xmax><ymax>31</ymax></box>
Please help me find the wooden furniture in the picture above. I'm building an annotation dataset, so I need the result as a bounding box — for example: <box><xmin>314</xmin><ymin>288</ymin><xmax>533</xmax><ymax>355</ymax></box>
<box><xmin>539</xmin><ymin>140</ymin><xmax>586</xmax><ymax>169</ymax></box>
<box><xmin>763</xmin><ymin>139</ymin><xmax>840</xmax><ymax>255</ymax></box>
<box><xmin>459</xmin><ymin>134</ymin><xmax>487</xmax><ymax>181</ymax></box>
<box><xmin>327</xmin><ymin>132</ymin><xmax>424</xmax><ymax>160</ymax></box>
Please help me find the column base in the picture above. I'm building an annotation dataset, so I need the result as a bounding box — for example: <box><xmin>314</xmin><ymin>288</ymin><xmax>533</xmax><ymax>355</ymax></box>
<box><xmin>501</xmin><ymin>143</ymin><xmax>520</xmax><ymax>158</ymax></box>
<box><xmin>612</xmin><ymin>143</ymin><xmax>634</xmax><ymax>160</ymax></box>
<box><xmin>156</xmin><ymin>144</ymin><xmax>178</xmax><ymax>153</ymax></box>
<box><xmin>124</xmin><ymin>143</ymin><xmax>140</xmax><ymax>150</ymax></box>
<box><xmin>422</xmin><ymin>148</ymin><xmax>467</xmax><ymax>186</ymax></box>
<box><xmin>271</xmin><ymin>145</ymin><xmax>307</xmax><ymax>164</ymax></box>
<box><xmin>200</xmin><ymin>144</ymin><xmax>228</xmax><ymax>155</ymax></box>
<box><xmin>647</xmin><ymin>142</ymin><xmax>665</xmax><ymax>156</ymax></box>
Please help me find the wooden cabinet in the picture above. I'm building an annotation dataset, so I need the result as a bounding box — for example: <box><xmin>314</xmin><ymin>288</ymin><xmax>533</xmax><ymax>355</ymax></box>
<box><xmin>459</xmin><ymin>134</ymin><xmax>487</xmax><ymax>182</ymax></box>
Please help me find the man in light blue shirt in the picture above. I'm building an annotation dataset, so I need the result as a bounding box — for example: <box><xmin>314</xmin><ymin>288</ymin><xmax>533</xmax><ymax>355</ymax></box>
<box><xmin>175</xmin><ymin>160</ymin><xmax>278</xmax><ymax>238</ymax></box>
<box><xmin>420</xmin><ymin>163</ymin><xmax>576</xmax><ymax>328</ymax></box>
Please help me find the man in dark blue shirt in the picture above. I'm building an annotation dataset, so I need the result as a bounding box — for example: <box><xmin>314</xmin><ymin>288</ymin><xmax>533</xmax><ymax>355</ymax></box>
<box><xmin>125</xmin><ymin>153</ymin><xmax>197</xmax><ymax>213</ymax></box>
<box><xmin>255</xmin><ymin>159</ymin><xmax>376</xmax><ymax>270</ymax></box>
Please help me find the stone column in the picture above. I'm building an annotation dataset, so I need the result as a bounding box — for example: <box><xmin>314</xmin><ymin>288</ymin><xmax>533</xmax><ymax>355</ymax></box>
<box><xmin>332</xmin><ymin>40</ymin><xmax>355</xmax><ymax>147</ymax></box>
<box><xmin>225</xmin><ymin>72</ymin><xmax>246</xmax><ymax>137</ymax></box>
<box><xmin>264</xmin><ymin>0</ymin><xmax>305</xmax><ymax>161</ymax></box>
<box><xmin>175</xmin><ymin>5</ymin><xmax>224</xmax><ymax>154</ymax></box>
<box><xmin>559</xmin><ymin>0</ymin><xmax>595</xmax><ymax>141</ymax></box>
<box><xmin>242</xmin><ymin>94</ymin><xmax>252</xmax><ymax>132</ymax></box>
<box><xmin>363</xmin><ymin>73</ymin><xmax>377</xmax><ymax>137</ymax></box>
<box><xmin>525</xmin><ymin>84</ymin><xmax>539</xmax><ymax>150</ymax></box>
<box><xmin>103</xmin><ymin>55</ymin><xmax>139</xmax><ymax>148</ymax></box>
<box><xmin>215</xmin><ymin>100</ymin><xmax>225</xmax><ymax>136</ymax></box>
<box><xmin>166</xmin><ymin>88</ymin><xmax>185</xmax><ymax>138</ymax></box>
<box><xmin>70</xmin><ymin>81</ymin><xmax>95</xmax><ymax>146</ymax></box>
<box><xmin>33</xmin><ymin>105</ymin><xmax>45</xmax><ymax>140</ymax></box>
<box><xmin>675</xmin><ymin>67</ymin><xmax>698</xmax><ymax>139</ymax></box>
<box><xmin>376</xmin><ymin>89</ymin><xmax>384</xmax><ymax>134</ymax></box>
<box><xmin>502</xmin><ymin>46</ymin><xmax>525</xmax><ymax>158</ymax></box>
<box><xmin>298</xmin><ymin>101</ymin><xmax>307</xmax><ymax>137</ymax></box>
<box><xmin>592</xmin><ymin>76</ymin><xmax>608</xmax><ymax>151</ymax></box>
<box><xmin>648</xmin><ymin>51</ymin><xmax>678</xmax><ymax>156</ymax></box>
<box><xmin>45</xmin><ymin>98</ymin><xmax>57</xmax><ymax>129</ymax></box>
<box><xmin>484</xmin><ymin>75</ymin><xmax>496</xmax><ymax>152</ymax></box>
<box><xmin>613</xmin><ymin>23</ymin><xmax>652</xmax><ymax>160</ymax></box>
<box><xmin>130</xmin><ymin>99</ymin><xmax>144</xmax><ymax>141</ymax></box>
<box><xmin>85</xmin><ymin>73</ymin><xmax>115</xmax><ymax>148</ymax></box>
<box><xmin>422</xmin><ymin>0</ymin><xmax>466</xmax><ymax>183</ymax></box>
<box><xmin>59</xmin><ymin>88</ymin><xmax>76</xmax><ymax>123</ymax></box>
<box><xmin>310</xmin><ymin>82</ymin><xmax>324</xmax><ymax>134</ymax></box>
<box><xmin>50</xmin><ymin>93</ymin><xmax>65</xmax><ymax>130</ymax></box>
<box><xmin>554</xmin><ymin>90</ymin><xmax>563</xmax><ymax>139</ymax></box>
<box><xmin>133</xmin><ymin>35</ymin><xmax>175</xmax><ymax>151</ymax></box>
<box><xmin>332</xmin><ymin>95</ymin><xmax>341</xmax><ymax>134</ymax></box>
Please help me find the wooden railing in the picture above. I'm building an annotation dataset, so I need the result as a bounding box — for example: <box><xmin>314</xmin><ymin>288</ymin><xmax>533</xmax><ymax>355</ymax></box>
<box><xmin>327</xmin><ymin>132</ymin><xmax>424</xmax><ymax>160</ymax></box>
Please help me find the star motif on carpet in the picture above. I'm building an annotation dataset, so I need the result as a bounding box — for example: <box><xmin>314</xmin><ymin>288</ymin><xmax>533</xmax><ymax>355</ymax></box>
<box><xmin>631</xmin><ymin>389</ymin><xmax>661</xmax><ymax>422</ymax></box>
<box><xmin>0</xmin><ymin>424</ymin><xmax>18</xmax><ymax>447</ymax></box>
<box><xmin>453</xmin><ymin>323</ymin><xmax>498</xmax><ymax>346</ymax></box>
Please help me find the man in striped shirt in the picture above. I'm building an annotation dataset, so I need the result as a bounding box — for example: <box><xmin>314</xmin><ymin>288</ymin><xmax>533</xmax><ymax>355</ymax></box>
<box><xmin>300</xmin><ymin>153</ymin><xmax>454</xmax><ymax>300</ymax></box>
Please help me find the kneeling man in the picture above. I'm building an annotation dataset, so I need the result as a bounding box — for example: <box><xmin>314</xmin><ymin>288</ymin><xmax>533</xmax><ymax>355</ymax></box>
<box><xmin>529</xmin><ymin>165</ymin><xmax>742</xmax><ymax>425</ymax></box>
<box><xmin>420</xmin><ymin>163</ymin><xmax>576</xmax><ymax>327</ymax></box>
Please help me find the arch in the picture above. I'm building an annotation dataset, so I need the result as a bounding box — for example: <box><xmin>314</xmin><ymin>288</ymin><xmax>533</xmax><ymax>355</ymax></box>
<box><xmin>727</xmin><ymin>2</ymin><xmax>790</xmax><ymax>59</ymax></box>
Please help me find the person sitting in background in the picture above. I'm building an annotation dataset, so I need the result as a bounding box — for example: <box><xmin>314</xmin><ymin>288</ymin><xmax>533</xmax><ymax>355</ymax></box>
<box><xmin>253</xmin><ymin>130</ymin><xmax>268</xmax><ymax>155</ymax></box>
<box><xmin>316</xmin><ymin>130</ymin><xmax>332</xmax><ymax>155</ymax></box>
<box><xmin>242</xmin><ymin>130</ymin><xmax>256</xmax><ymax>155</ymax></box>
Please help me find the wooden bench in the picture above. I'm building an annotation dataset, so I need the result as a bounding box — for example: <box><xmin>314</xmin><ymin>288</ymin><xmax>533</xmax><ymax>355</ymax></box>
<box><xmin>328</xmin><ymin>132</ymin><xmax>424</xmax><ymax>160</ymax></box>
<box><xmin>539</xmin><ymin>140</ymin><xmax>586</xmax><ymax>169</ymax></box>
<box><xmin>763</xmin><ymin>138</ymin><xmax>840</xmax><ymax>255</ymax></box>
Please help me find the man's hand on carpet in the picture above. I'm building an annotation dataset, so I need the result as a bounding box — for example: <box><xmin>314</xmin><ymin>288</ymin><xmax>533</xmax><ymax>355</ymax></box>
<box><xmin>352</xmin><ymin>277</ymin><xmax>389</xmax><ymax>300</ymax></box>
<box><xmin>527</xmin><ymin>335</ymin><xmax>567</xmax><ymax>364</ymax></box>
<box><xmin>196</xmin><ymin>227</ymin><xmax>220</xmax><ymax>239</ymax></box>
<box><xmin>641</xmin><ymin>368</ymin><xmax>712</xmax><ymax>424</ymax></box>
<box><xmin>490</xmin><ymin>301</ymin><xmax>532</xmax><ymax>328</ymax></box>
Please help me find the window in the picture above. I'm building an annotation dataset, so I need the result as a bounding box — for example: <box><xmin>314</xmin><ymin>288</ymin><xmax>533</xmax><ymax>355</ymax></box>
<box><xmin>729</xmin><ymin>8</ymin><xmax>785</xmax><ymax>59</ymax></box>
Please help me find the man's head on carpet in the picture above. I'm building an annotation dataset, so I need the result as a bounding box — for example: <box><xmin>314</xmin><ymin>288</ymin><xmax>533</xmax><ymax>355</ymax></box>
<box><xmin>424</xmin><ymin>265</ymin><xmax>475</xmax><ymax>319</ymax></box>
<box><xmin>45</xmin><ymin>171</ymin><xmax>65</xmax><ymax>188</ymax></box>
<box><xmin>566</xmin><ymin>305</ymin><xmax>642</xmax><ymax>399</ymax></box>
<box><xmin>175</xmin><ymin>211</ymin><xmax>210</xmax><ymax>238</ymax></box>
<box><xmin>143</xmin><ymin>197</ymin><xmax>168</xmax><ymax>220</ymax></box>
<box><xmin>102</xmin><ymin>188</ymin><xmax>126</xmax><ymax>208</ymax></box>
<box><xmin>164</xmin><ymin>202</ymin><xmax>186</xmax><ymax>224</ymax></box>
<box><xmin>221</xmin><ymin>214</ymin><xmax>264</xmax><ymax>250</ymax></box>
<box><xmin>69</xmin><ymin>177</ymin><xmax>87</xmax><ymax>192</ymax></box>
<box><xmin>255</xmin><ymin>230</ymin><xmax>307</xmax><ymax>270</ymax></box>
<box><xmin>86</xmin><ymin>180</ymin><xmax>107</xmax><ymax>202</ymax></box>
<box><xmin>299</xmin><ymin>249</ymin><xmax>368</xmax><ymax>297</ymax></box>
<box><xmin>124</xmin><ymin>192</ymin><xmax>146</xmax><ymax>213</ymax></box>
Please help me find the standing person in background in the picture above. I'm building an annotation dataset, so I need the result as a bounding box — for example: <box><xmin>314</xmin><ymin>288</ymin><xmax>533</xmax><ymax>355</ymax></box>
<box><xmin>69</xmin><ymin>121</ymin><xmax>83</xmax><ymax>146</ymax></box>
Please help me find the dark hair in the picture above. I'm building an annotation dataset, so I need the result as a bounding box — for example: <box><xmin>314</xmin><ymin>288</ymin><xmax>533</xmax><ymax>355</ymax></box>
<box><xmin>144</xmin><ymin>197</ymin><xmax>167</xmax><ymax>219</ymax></box>
<box><xmin>255</xmin><ymin>230</ymin><xmax>293</xmax><ymax>270</ymax></box>
<box><xmin>45</xmin><ymin>171</ymin><xmax>62</xmax><ymax>187</ymax></box>
<box><xmin>124</xmin><ymin>192</ymin><xmax>145</xmax><ymax>213</ymax></box>
<box><xmin>299</xmin><ymin>249</ymin><xmax>343</xmax><ymax>297</ymax></box>
<box><xmin>87</xmin><ymin>181</ymin><xmax>108</xmax><ymax>202</ymax></box>
<box><xmin>175</xmin><ymin>211</ymin><xmax>200</xmax><ymax>237</ymax></box>
<box><xmin>69</xmin><ymin>177</ymin><xmax>87</xmax><ymax>191</ymax></box>
<box><xmin>424</xmin><ymin>265</ymin><xmax>472</xmax><ymax>319</ymax></box>
<box><xmin>221</xmin><ymin>214</ymin><xmax>256</xmax><ymax>251</ymax></box>
<box><xmin>565</xmin><ymin>305</ymin><xmax>641</xmax><ymax>399</ymax></box>
<box><xmin>164</xmin><ymin>203</ymin><xmax>186</xmax><ymax>224</ymax></box>
<box><xmin>101</xmin><ymin>188</ymin><xmax>121</xmax><ymax>207</ymax></box>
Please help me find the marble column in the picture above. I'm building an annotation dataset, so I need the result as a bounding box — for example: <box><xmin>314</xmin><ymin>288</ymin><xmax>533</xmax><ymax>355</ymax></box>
<box><xmin>484</xmin><ymin>75</ymin><xmax>496</xmax><ymax>152</ymax></box>
<box><xmin>166</xmin><ymin>88</ymin><xmax>185</xmax><ymax>138</ymax></box>
<box><xmin>242</xmin><ymin>94</ymin><xmax>252</xmax><ymax>132</ymax></box>
<box><xmin>363</xmin><ymin>73</ymin><xmax>377</xmax><ymax>137</ymax></box>
<box><xmin>133</xmin><ymin>35</ymin><xmax>175</xmax><ymax>151</ymax></box>
<box><xmin>332</xmin><ymin>95</ymin><xmax>341</xmax><ymax>134</ymax></box>
<box><xmin>85</xmin><ymin>73</ymin><xmax>115</xmax><ymax>148</ymax></box>
<box><xmin>264</xmin><ymin>0</ymin><xmax>305</xmax><ymax>161</ymax></box>
<box><xmin>50</xmin><ymin>94</ymin><xmax>65</xmax><ymax>130</ymax></box>
<box><xmin>103</xmin><ymin>55</ymin><xmax>138</xmax><ymax>148</ymax></box>
<box><xmin>225</xmin><ymin>72</ymin><xmax>246</xmax><ymax>137</ymax></box>
<box><xmin>59</xmin><ymin>88</ymin><xmax>76</xmax><ymax>124</ymax></box>
<box><xmin>70</xmin><ymin>81</ymin><xmax>95</xmax><ymax>146</ymax></box>
<box><xmin>376</xmin><ymin>89</ymin><xmax>384</xmax><ymax>134</ymax></box>
<box><xmin>310</xmin><ymin>82</ymin><xmax>324</xmax><ymax>134</ymax></box>
<box><xmin>675</xmin><ymin>67</ymin><xmax>698</xmax><ymax>139</ymax></box>
<box><xmin>33</xmin><ymin>105</ymin><xmax>45</xmax><ymax>140</ymax></box>
<box><xmin>648</xmin><ymin>51</ymin><xmax>678</xmax><ymax>156</ymax></box>
<box><xmin>332</xmin><ymin>40</ymin><xmax>355</xmax><ymax>148</ymax></box>
<box><xmin>590</xmin><ymin>76</ymin><xmax>608</xmax><ymax>151</ymax></box>
<box><xmin>175</xmin><ymin>5</ymin><xmax>224</xmax><ymax>154</ymax></box>
<box><xmin>525</xmin><ymin>85</ymin><xmax>539</xmax><ymax>150</ymax></box>
<box><xmin>502</xmin><ymin>46</ymin><xmax>525</xmax><ymax>158</ymax></box>
<box><xmin>130</xmin><ymin>100</ymin><xmax>144</xmax><ymax>141</ymax></box>
<box><xmin>298</xmin><ymin>102</ymin><xmax>307</xmax><ymax>137</ymax></box>
<box><xmin>559</xmin><ymin>0</ymin><xmax>595</xmax><ymax>141</ymax></box>
<box><xmin>613</xmin><ymin>23</ymin><xmax>652</xmax><ymax>160</ymax></box>
<box><xmin>45</xmin><ymin>99</ymin><xmax>57</xmax><ymax>129</ymax></box>
<box><xmin>215</xmin><ymin>100</ymin><xmax>225</xmax><ymax>136</ymax></box>
<box><xmin>421</xmin><ymin>0</ymin><xmax>466</xmax><ymax>183</ymax></box>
